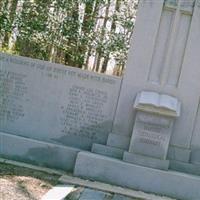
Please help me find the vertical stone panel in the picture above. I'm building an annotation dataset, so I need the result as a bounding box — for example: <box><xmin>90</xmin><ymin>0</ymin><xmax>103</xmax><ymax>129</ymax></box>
<box><xmin>166</xmin><ymin>13</ymin><xmax>192</xmax><ymax>86</ymax></box>
<box><xmin>112</xmin><ymin>0</ymin><xmax>165</xmax><ymax>137</ymax></box>
<box><xmin>190</xmin><ymin>98</ymin><xmax>200</xmax><ymax>149</ymax></box>
<box><xmin>148</xmin><ymin>9</ymin><xmax>175</xmax><ymax>84</ymax></box>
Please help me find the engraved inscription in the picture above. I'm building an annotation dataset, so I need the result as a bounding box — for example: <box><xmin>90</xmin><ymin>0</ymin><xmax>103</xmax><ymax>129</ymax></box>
<box><xmin>135</xmin><ymin>123</ymin><xmax>167</xmax><ymax>147</ymax></box>
<box><xmin>0</xmin><ymin>69</ymin><xmax>27</xmax><ymax>123</ymax></box>
<box><xmin>143</xmin><ymin>124</ymin><xmax>162</xmax><ymax>133</ymax></box>
<box><xmin>130</xmin><ymin>111</ymin><xmax>174</xmax><ymax>159</ymax></box>
<box><xmin>60</xmin><ymin>85</ymin><xmax>108</xmax><ymax>140</ymax></box>
<box><xmin>137</xmin><ymin>112</ymin><xmax>171</xmax><ymax>127</ymax></box>
<box><xmin>0</xmin><ymin>53</ymin><xmax>121</xmax><ymax>150</ymax></box>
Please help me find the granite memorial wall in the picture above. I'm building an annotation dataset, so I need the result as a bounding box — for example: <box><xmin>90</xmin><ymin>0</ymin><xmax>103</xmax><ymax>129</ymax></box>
<box><xmin>0</xmin><ymin>53</ymin><xmax>121</xmax><ymax>168</ymax></box>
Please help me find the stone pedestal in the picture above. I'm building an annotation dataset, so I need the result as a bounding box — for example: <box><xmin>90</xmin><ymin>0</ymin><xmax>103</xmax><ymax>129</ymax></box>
<box><xmin>129</xmin><ymin>111</ymin><xmax>174</xmax><ymax>160</ymax></box>
<box><xmin>123</xmin><ymin>91</ymin><xmax>181</xmax><ymax>170</ymax></box>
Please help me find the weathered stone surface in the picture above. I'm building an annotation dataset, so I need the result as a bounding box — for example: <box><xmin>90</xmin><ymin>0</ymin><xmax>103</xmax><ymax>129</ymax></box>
<box><xmin>92</xmin><ymin>143</ymin><xmax>124</xmax><ymax>159</ymax></box>
<box><xmin>59</xmin><ymin>175</ymin><xmax>174</xmax><ymax>200</ymax></box>
<box><xmin>129</xmin><ymin>111</ymin><xmax>174</xmax><ymax>160</ymax></box>
<box><xmin>112</xmin><ymin>194</ymin><xmax>134</xmax><ymax>200</ymax></box>
<box><xmin>167</xmin><ymin>146</ymin><xmax>191</xmax><ymax>162</ymax></box>
<box><xmin>79</xmin><ymin>189</ymin><xmax>107</xmax><ymax>200</ymax></box>
<box><xmin>74</xmin><ymin>152</ymin><xmax>200</xmax><ymax>200</ymax></box>
<box><xmin>0</xmin><ymin>53</ymin><xmax>121</xmax><ymax>150</ymax></box>
<box><xmin>169</xmin><ymin>160</ymin><xmax>200</xmax><ymax>176</ymax></box>
<box><xmin>107</xmin><ymin>133</ymin><xmax>130</xmax><ymax>150</ymax></box>
<box><xmin>190</xmin><ymin>148</ymin><xmax>200</xmax><ymax>164</ymax></box>
<box><xmin>0</xmin><ymin>131</ymin><xmax>80</xmax><ymax>171</ymax></box>
<box><xmin>123</xmin><ymin>151</ymin><xmax>169</xmax><ymax>170</ymax></box>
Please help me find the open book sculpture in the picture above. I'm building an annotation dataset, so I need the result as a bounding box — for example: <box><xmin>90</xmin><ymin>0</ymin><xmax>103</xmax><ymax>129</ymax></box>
<box><xmin>134</xmin><ymin>91</ymin><xmax>181</xmax><ymax>117</ymax></box>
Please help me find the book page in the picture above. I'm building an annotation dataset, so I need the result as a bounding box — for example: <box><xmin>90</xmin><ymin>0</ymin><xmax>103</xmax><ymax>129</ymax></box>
<box><xmin>159</xmin><ymin>94</ymin><xmax>178</xmax><ymax>111</ymax></box>
<box><xmin>139</xmin><ymin>91</ymin><xmax>159</xmax><ymax>106</ymax></box>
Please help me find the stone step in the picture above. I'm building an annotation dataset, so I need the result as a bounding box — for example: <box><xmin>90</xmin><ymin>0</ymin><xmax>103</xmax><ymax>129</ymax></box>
<box><xmin>169</xmin><ymin>160</ymin><xmax>200</xmax><ymax>176</ymax></box>
<box><xmin>79</xmin><ymin>189</ymin><xmax>110</xmax><ymax>200</ymax></box>
<box><xmin>59</xmin><ymin>175</ymin><xmax>174</xmax><ymax>200</ymax></box>
<box><xmin>123</xmin><ymin>151</ymin><xmax>169</xmax><ymax>170</ymax></box>
<box><xmin>0</xmin><ymin>131</ymin><xmax>80</xmax><ymax>171</ymax></box>
<box><xmin>92</xmin><ymin>143</ymin><xmax>124</xmax><ymax>159</ymax></box>
<box><xmin>74</xmin><ymin>151</ymin><xmax>200</xmax><ymax>200</ymax></box>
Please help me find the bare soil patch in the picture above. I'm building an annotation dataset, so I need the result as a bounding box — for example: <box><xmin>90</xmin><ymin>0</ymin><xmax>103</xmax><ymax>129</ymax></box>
<box><xmin>0</xmin><ymin>162</ymin><xmax>175</xmax><ymax>200</ymax></box>
<box><xmin>0</xmin><ymin>163</ymin><xmax>59</xmax><ymax>200</ymax></box>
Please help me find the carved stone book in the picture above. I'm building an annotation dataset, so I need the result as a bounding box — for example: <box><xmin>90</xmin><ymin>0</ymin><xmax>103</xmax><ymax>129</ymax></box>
<box><xmin>134</xmin><ymin>91</ymin><xmax>181</xmax><ymax>117</ymax></box>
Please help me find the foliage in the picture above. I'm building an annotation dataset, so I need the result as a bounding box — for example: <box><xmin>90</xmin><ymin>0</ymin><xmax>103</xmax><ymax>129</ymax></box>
<box><xmin>0</xmin><ymin>0</ymin><xmax>138</xmax><ymax>75</ymax></box>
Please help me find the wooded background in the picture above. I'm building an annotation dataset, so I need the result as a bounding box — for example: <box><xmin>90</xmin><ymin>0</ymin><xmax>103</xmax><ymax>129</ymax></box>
<box><xmin>0</xmin><ymin>0</ymin><xmax>138</xmax><ymax>76</ymax></box>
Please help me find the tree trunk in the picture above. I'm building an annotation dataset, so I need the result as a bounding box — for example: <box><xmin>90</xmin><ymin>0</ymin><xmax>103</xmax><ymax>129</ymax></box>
<box><xmin>94</xmin><ymin>0</ymin><xmax>111</xmax><ymax>72</ymax></box>
<box><xmin>0</xmin><ymin>0</ymin><xmax>10</xmax><ymax>48</ymax></box>
<box><xmin>82</xmin><ymin>1</ymin><xmax>102</xmax><ymax>70</ymax></box>
<box><xmin>8</xmin><ymin>0</ymin><xmax>24</xmax><ymax>50</ymax></box>
<box><xmin>101</xmin><ymin>56</ymin><xmax>110</xmax><ymax>73</ymax></box>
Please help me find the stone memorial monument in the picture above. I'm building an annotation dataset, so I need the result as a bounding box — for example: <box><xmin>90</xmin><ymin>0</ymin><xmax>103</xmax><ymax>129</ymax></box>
<box><xmin>74</xmin><ymin>0</ymin><xmax>200</xmax><ymax>199</ymax></box>
<box><xmin>124</xmin><ymin>91</ymin><xmax>181</xmax><ymax>170</ymax></box>
<box><xmin>1</xmin><ymin>0</ymin><xmax>200</xmax><ymax>199</ymax></box>
<box><xmin>0</xmin><ymin>53</ymin><xmax>121</xmax><ymax>170</ymax></box>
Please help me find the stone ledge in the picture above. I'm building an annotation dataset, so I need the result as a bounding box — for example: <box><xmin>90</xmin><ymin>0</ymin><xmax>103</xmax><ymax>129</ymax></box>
<box><xmin>169</xmin><ymin>160</ymin><xmax>200</xmax><ymax>176</ymax></box>
<box><xmin>0</xmin><ymin>131</ymin><xmax>80</xmax><ymax>171</ymax></box>
<box><xmin>59</xmin><ymin>175</ymin><xmax>174</xmax><ymax>200</ymax></box>
<box><xmin>74</xmin><ymin>152</ymin><xmax>200</xmax><ymax>200</ymax></box>
<box><xmin>123</xmin><ymin>151</ymin><xmax>169</xmax><ymax>170</ymax></box>
<box><xmin>167</xmin><ymin>146</ymin><xmax>191</xmax><ymax>162</ymax></box>
<box><xmin>92</xmin><ymin>143</ymin><xmax>124</xmax><ymax>159</ymax></box>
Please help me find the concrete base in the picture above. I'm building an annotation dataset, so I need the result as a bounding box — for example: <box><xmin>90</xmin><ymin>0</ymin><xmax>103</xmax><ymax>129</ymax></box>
<box><xmin>167</xmin><ymin>146</ymin><xmax>191</xmax><ymax>162</ymax></box>
<box><xmin>74</xmin><ymin>152</ymin><xmax>200</xmax><ymax>200</ymax></box>
<box><xmin>92</xmin><ymin>143</ymin><xmax>124</xmax><ymax>159</ymax></box>
<box><xmin>0</xmin><ymin>131</ymin><xmax>81</xmax><ymax>171</ymax></box>
<box><xmin>106</xmin><ymin>133</ymin><xmax>130</xmax><ymax>150</ymax></box>
<box><xmin>123</xmin><ymin>152</ymin><xmax>169</xmax><ymax>170</ymax></box>
<box><xmin>191</xmin><ymin>149</ymin><xmax>200</xmax><ymax>164</ymax></box>
<box><xmin>170</xmin><ymin>160</ymin><xmax>200</xmax><ymax>176</ymax></box>
<box><xmin>59</xmin><ymin>174</ymin><xmax>173</xmax><ymax>200</ymax></box>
